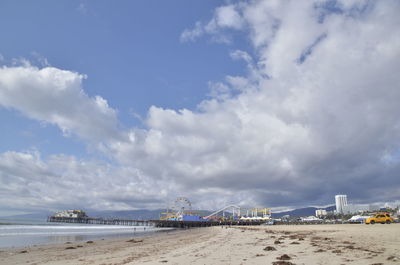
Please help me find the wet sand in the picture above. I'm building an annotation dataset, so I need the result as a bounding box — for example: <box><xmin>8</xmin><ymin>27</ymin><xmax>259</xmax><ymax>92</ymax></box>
<box><xmin>1</xmin><ymin>224</ymin><xmax>399</xmax><ymax>265</ymax></box>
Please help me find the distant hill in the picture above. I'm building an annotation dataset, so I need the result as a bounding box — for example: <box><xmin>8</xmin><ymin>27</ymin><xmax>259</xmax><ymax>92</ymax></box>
<box><xmin>271</xmin><ymin>205</ymin><xmax>335</xmax><ymax>218</ymax></box>
<box><xmin>3</xmin><ymin>211</ymin><xmax>53</xmax><ymax>220</ymax></box>
<box><xmin>88</xmin><ymin>209</ymin><xmax>164</xmax><ymax>220</ymax></box>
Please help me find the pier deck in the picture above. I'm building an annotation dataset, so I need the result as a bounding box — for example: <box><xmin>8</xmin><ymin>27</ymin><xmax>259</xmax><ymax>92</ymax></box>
<box><xmin>48</xmin><ymin>216</ymin><xmax>267</xmax><ymax>228</ymax></box>
<box><xmin>152</xmin><ymin>220</ymin><xmax>266</xmax><ymax>228</ymax></box>
<box><xmin>47</xmin><ymin>216</ymin><xmax>152</xmax><ymax>226</ymax></box>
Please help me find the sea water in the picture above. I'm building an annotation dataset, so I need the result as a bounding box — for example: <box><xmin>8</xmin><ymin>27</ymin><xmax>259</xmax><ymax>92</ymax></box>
<box><xmin>0</xmin><ymin>218</ymin><xmax>165</xmax><ymax>248</ymax></box>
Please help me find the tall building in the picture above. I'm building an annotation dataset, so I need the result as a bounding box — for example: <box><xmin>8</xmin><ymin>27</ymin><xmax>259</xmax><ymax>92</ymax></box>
<box><xmin>335</xmin><ymin>195</ymin><xmax>348</xmax><ymax>214</ymax></box>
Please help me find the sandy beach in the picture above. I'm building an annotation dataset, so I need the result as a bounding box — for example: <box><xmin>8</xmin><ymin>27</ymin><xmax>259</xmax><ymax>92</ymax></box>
<box><xmin>1</xmin><ymin>224</ymin><xmax>399</xmax><ymax>265</ymax></box>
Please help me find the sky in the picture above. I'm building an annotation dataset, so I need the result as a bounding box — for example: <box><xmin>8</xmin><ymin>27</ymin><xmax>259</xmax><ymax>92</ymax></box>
<box><xmin>0</xmin><ymin>0</ymin><xmax>400</xmax><ymax>216</ymax></box>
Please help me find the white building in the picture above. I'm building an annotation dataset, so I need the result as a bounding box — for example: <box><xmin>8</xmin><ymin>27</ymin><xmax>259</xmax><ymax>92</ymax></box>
<box><xmin>54</xmin><ymin>210</ymin><xmax>87</xmax><ymax>218</ymax></box>
<box><xmin>315</xmin><ymin>209</ymin><xmax>327</xmax><ymax>217</ymax></box>
<box><xmin>301</xmin><ymin>216</ymin><xmax>322</xmax><ymax>222</ymax></box>
<box><xmin>335</xmin><ymin>195</ymin><xmax>348</xmax><ymax>214</ymax></box>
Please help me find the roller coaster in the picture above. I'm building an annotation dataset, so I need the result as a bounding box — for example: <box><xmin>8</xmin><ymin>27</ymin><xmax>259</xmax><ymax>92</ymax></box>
<box><xmin>160</xmin><ymin>197</ymin><xmax>271</xmax><ymax>222</ymax></box>
<box><xmin>205</xmin><ymin>205</ymin><xmax>271</xmax><ymax>220</ymax></box>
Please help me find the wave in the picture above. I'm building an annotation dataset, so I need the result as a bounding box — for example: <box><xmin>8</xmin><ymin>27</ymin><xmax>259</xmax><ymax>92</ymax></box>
<box><xmin>0</xmin><ymin>224</ymin><xmax>157</xmax><ymax>237</ymax></box>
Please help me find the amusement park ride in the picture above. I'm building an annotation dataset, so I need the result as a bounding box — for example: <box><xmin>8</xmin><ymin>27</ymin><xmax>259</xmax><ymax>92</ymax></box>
<box><xmin>160</xmin><ymin>197</ymin><xmax>271</xmax><ymax>222</ymax></box>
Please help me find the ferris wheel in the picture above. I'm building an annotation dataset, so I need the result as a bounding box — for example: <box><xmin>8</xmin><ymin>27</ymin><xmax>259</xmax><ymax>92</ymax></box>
<box><xmin>169</xmin><ymin>197</ymin><xmax>192</xmax><ymax>215</ymax></box>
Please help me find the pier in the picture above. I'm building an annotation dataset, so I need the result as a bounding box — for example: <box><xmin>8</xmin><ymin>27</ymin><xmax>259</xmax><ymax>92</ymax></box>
<box><xmin>47</xmin><ymin>216</ymin><xmax>152</xmax><ymax>226</ymax></box>
<box><xmin>48</xmin><ymin>201</ymin><xmax>272</xmax><ymax>228</ymax></box>
<box><xmin>47</xmin><ymin>216</ymin><xmax>267</xmax><ymax>228</ymax></box>
<box><xmin>152</xmin><ymin>220</ymin><xmax>266</xmax><ymax>228</ymax></box>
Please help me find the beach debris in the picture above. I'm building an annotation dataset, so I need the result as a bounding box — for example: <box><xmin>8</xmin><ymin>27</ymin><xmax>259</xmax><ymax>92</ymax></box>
<box><xmin>298</xmin><ymin>237</ymin><xmax>305</xmax><ymax>241</ymax></box>
<box><xmin>19</xmin><ymin>250</ymin><xmax>28</xmax><ymax>253</ymax></box>
<box><xmin>256</xmin><ymin>254</ymin><xmax>265</xmax><ymax>257</ymax></box>
<box><xmin>274</xmin><ymin>240</ymin><xmax>282</xmax><ymax>244</ymax></box>
<box><xmin>332</xmin><ymin>249</ymin><xmax>342</xmax><ymax>254</ymax></box>
<box><xmin>290</xmin><ymin>242</ymin><xmax>300</xmax><ymax>245</ymax></box>
<box><xmin>342</xmin><ymin>258</ymin><xmax>353</xmax><ymax>262</ymax></box>
<box><xmin>264</xmin><ymin>246</ymin><xmax>277</xmax><ymax>251</ymax></box>
<box><xmin>314</xmin><ymin>249</ymin><xmax>325</xmax><ymax>253</ymax></box>
<box><xmin>387</xmin><ymin>256</ymin><xmax>398</xmax><ymax>261</ymax></box>
<box><xmin>344</xmin><ymin>245</ymin><xmax>354</xmax><ymax>249</ymax></box>
<box><xmin>77</xmin><ymin>245</ymin><xmax>83</xmax><ymax>248</ymax></box>
<box><xmin>311</xmin><ymin>236</ymin><xmax>325</xmax><ymax>241</ymax></box>
<box><xmin>65</xmin><ymin>246</ymin><xmax>76</xmax><ymax>250</ymax></box>
<box><xmin>86</xmin><ymin>241</ymin><xmax>94</xmax><ymax>243</ymax></box>
<box><xmin>370</xmin><ymin>263</ymin><xmax>383</xmax><ymax>265</ymax></box>
<box><xmin>160</xmin><ymin>260</ymin><xmax>168</xmax><ymax>263</ymax></box>
<box><xmin>127</xmin><ymin>239</ymin><xmax>143</xmax><ymax>243</ymax></box>
<box><xmin>272</xmin><ymin>261</ymin><xmax>294</xmax><ymax>265</ymax></box>
<box><xmin>362</xmin><ymin>248</ymin><xmax>384</xmax><ymax>254</ymax></box>
<box><xmin>277</xmin><ymin>254</ymin><xmax>291</xmax><ymax>260</ymax></box>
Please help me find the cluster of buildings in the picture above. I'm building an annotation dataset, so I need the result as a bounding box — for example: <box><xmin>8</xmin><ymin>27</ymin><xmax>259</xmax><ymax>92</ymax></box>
<box><xmin>54</xmin><ymin>210</ymin><xmax>87</xmax><ymax>218</ymax></box>
<box><xmin>315</xmin><ymin>195</ymin><xmax>400</xmax><ymax>217</ymax></box>
<box><xmin>334</xmin><ymin>194</ymin><xmax>385</xmax><ymax>214</ymax></box>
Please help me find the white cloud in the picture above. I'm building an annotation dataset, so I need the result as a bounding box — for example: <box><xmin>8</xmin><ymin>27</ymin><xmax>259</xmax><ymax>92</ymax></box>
<box><xmin>120</xmin><ymin>0</ymin><xmax>400</xmax><ymax>207</ymax></box>
<box><xmin>180</xmin><ymin>21</ymin><xmax>204</xmax><ymax>42</ymax></box>
<box><xmin>206</xmin><ymin>4</ymin><xmax>245</xmax><ymax>32</ymax></box>
<box><xmin>181</xmin><ymin>4</ymin><xmax>245</xmax><ymax>43</ymax></box>
<box><xmin>0</xmin><ymin>65</ymin><xmax>123</xmax><ymax>144</ymax></box>
<box><xmin>0</xmin><ymin>150</ymin><xmax>173</xmax><ymax>212</ymax></box>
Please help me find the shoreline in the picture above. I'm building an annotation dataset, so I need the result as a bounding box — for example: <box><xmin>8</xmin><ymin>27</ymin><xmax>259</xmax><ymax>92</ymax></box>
<box><xmin>0</xmin><ymin>220</ymin><xmax>174</xmax><ymax>249</ymax></box>
<box><xmin>1</xmin><ymin>224</ymin><xmax>399</xmax><ymax>264</ymax></box>
<box><xmin>0</xmin><ymin>226</ymin><xmax>177</xmax><ymax>251</ymax></box>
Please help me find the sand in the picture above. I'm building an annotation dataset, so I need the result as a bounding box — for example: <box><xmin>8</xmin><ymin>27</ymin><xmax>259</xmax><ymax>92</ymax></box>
<box><xmin>1</xmin><ymin>224</ymin><xmax>399</xmax><ymax>265</ymax></box>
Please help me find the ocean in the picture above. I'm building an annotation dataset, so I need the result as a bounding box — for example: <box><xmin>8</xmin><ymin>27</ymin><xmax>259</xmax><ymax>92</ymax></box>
<box><xmin>0</xmin><ymin>218</ymin><xmax>167</xmax><ymax>248</ymax></box>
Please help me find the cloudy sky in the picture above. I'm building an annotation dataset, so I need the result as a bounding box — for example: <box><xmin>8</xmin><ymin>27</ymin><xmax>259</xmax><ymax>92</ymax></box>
<box><xmin>0</xmin><ymin>0</ymin><xmax>399</xmax><ymax>216</ymax></box>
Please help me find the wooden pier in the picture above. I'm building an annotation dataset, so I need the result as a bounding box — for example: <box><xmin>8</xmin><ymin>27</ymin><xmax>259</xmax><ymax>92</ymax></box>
<box><xmin>48</xmin><ymin>216</ymin><xmax>267</xmax><ymax>228</ymax></box>
<box><xmin>47</xmin><ymin>216</ymin><xmax>152</xmax><ymax>226</ymax></box>
<box><xmin>152</xmin><ymin>220</ymin><xmax>266</xmax><ymax>228</ymax></box>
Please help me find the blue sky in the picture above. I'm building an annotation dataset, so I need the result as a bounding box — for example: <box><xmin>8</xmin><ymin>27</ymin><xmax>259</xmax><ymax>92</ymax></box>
<box><xmin>0</xmin><ymin>0</ymin><xmax>400</xmax><ymax>215</ymax></box>
<box><xmin>0</xmin><ymin>0</ymin><xmax>250</xmax><ymax>158</ymax></box>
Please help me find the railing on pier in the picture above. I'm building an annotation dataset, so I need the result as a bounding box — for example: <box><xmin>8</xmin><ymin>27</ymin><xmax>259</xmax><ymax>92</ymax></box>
<box><xmin>152</xmin><ymin>220</ymin><xmax>266</xmax><ymax>228</ymax></box>
<box><xmin>47</xmin><ymin>216</ymin><xmax>153</xmax><ymax>226</ymax></box>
